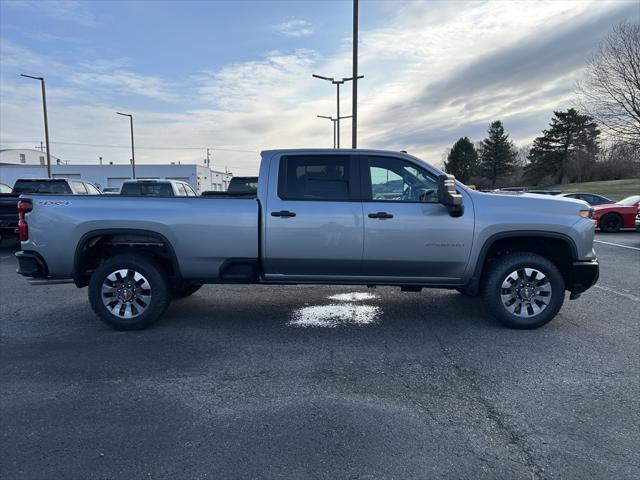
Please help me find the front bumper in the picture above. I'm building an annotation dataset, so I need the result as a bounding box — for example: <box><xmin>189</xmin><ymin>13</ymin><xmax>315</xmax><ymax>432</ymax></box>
<box><xmin>568</xmin><ymin>259</ymin><xmax>599</xmax><ymax>297</ymax></box>
<box><xmin>15</xmin><ymin>251</ymin><xmax>48</xmax><ymax>278</ymax></box>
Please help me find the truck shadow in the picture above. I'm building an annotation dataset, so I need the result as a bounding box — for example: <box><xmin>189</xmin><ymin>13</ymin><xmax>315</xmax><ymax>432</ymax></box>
<box><xmin>160</xmin><ymin>286</ymin><xmax>500</xmax><ymax>333</ymax></box>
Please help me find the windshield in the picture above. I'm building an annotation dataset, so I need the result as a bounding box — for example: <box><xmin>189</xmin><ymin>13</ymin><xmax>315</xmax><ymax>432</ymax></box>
<box><xmin>616</xmin><ymin>195</ymin><xmax>640</xmax><ymax>206</ymax></box>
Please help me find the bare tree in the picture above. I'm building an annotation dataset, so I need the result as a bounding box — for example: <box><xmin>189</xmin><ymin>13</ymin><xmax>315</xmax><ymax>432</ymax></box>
<box><xmin>577</xmin><ymin>22</ymin><xmax>640</xmax><ymax>145</ymax></box>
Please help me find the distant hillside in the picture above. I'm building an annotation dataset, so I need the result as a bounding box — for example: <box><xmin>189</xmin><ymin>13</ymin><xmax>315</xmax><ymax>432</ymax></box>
<box><xmin>546</xmin><ymin>179</ymin><xmax>640</xmax><ymax>201</ymax></box>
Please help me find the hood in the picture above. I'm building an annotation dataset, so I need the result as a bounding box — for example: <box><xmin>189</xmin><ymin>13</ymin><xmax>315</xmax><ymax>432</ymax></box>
<box><xmin>592</xmin><ymin>202</ymin><xmax>619</xmax><ymax>211</ymax></box>
<box><xmin>470</xmin><ymin>189</ymin><xmax>591</xmax><ymax>218</ymax></box>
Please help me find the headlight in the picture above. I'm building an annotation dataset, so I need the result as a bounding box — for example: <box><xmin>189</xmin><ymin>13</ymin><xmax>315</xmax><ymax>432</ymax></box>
<box><xmin>579</xmin><ymin>208</ymin><xmax>594</xmax><ymax>219</ymax></box>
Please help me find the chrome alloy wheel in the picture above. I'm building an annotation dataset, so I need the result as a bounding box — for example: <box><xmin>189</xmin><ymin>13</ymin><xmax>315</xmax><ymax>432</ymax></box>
<box><xmin>101</xmin><ymin>269</ymin><xmax>152</xmax><ymax>319</ymax></box>
<box><xmin>500</xmin><ymin>268</ymin><xmax>552</xmax><ymax>318</ymax></box>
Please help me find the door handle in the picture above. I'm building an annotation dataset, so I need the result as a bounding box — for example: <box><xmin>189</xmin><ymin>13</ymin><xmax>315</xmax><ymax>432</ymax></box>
<box><xmin>271</xmin><ymin>210</ymin><xmax>297</xmax><ymax>218</ymax></box>
<box><xmin>368</xmin><ymin>212</ymin><xmax>394</xmax><ymax>219</ymax></box>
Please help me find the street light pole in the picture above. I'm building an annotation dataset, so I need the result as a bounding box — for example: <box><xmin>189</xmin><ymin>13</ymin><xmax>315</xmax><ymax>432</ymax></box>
<box><xmin>317</xmin><ymin>115</ymin><xmax>352</xmax><ymax>149</ymax></box>
<box><xmin>312</xmin><ymin>74</ymin><xmax>363</xmax><ymax>148</ymax></box>
<box><xmin>116</xmin><ymin>112</ymin><xmax>136</xmax><ymax>179</ymax></box>
<box><xmin>352</xmin><ymin>0</ymin><xmax>359</xmax><ymax>148</ymax></box>
<box><xmin>21</xmin><ymin>74</ymin><xmax>51</xmax><ymax>178</ymax></box>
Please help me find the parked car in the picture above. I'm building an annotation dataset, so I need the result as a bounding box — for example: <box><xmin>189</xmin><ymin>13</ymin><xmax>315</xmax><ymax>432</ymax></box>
<box><xmin>16</xmin><ymin>149</ymin><xmax>599</xmax><ymax>331</ymax></box>
<box><xmin>228</xmin><ymin>176</ymin><xmax>258</xmax><ymax>194</ymax></box>
<box><xmin>494</xmin><ymin>188</ymin><xmax>561</xmax><ymax>196</ymax></box>
<box><xmin>592</xmin><ymin>195</ymin><xmax>640</xmax><ymax>232</ymax></box>
<box><xmin>560</xmin><ymin>192</ymin><xmax>613</xmax><ymax>206</ymax></box>
<box><xmin>525</xmin><ymin>189</ymin><xmax>562</xmax><ymax>196</ymax></box>
<box><xmin>201</xmin><ymin>176</ymin><xmax>258</xmax><ymax>197</ymax></box>
<box><xmin>636</xmin><ymin>208</ymin><xmax>640</xmax><ymax>230</ymax></box>
<box><xmin>0</xmin><ymin>178</ymin><xmax>100</xmax><ymax>240</ymax></box>
<box><xmin>119</xmin><ymin>179</ymin><xmax>197</xmax><ymax>197</ymax></box>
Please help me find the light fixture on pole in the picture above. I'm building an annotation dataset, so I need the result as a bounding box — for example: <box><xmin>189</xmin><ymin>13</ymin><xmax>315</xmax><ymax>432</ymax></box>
<box><xmin>317</xmin><ymin>115</ymin><xmax>352</xmax><ymax>149</ymax></box>
<box><xmin>116</xmin><ymin>112</ymin><xmax>136</xmax><ymax>179</ymax></box>
<box><xmin>312</xmin><ymin>74</ymin><xmax>363</xmax><ymax>148</ymax></box>
<box><xmin>20</xmin><ymin>74</ymin><xmax>52</xmax><ymax>178</ymax></box>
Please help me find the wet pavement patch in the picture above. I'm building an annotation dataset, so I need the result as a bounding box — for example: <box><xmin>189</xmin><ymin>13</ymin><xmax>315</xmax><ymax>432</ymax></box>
<box><xmin>289</xmin><ymin>292</ymin><xmax>382</xmax><ymax>328</ymax></box>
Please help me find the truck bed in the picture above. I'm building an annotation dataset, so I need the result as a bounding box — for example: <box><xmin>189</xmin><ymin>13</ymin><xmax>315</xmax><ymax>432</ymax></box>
<box><xmin>21</xmin><ymin>195</ymin><xmax>260</xmax><ymax>280</ymax></box>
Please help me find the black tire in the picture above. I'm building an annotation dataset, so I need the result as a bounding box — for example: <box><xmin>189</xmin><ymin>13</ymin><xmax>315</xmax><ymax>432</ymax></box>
<box><xmin>482</xmin><ymin>252</ymin><xmax>565</xmax><ymax>329</ymax></box>
<box><xmin>599</xmin><ymin>213</ymin><xmax>623</xmax><ymax>233</ymax></box>
<box><xmin>171</xmin><ymin>282</ymin><xmax>202</xmax><ymax>299</ymax></box>
<box><xmin>88</xmin><ymin>254</ymin><xmax>171</xmax><ymax>330</ymax></box>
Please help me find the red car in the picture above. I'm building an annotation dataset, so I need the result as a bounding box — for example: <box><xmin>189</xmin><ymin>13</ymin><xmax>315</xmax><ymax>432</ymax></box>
<box><xmin>592</xmin><ymin>195</ymin><xmax>640</xmax><ymax>232</ymax></box>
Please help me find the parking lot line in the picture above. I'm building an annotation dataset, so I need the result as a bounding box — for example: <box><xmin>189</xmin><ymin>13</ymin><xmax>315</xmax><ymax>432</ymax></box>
<box><xmin>594</xmin><ymin>240</ymin><xmax>640</xmax><ymax>251</ymax></box>
<box><xmin>594</xmin><ymin>284</ymin><xmax>640</xmax><ymax>302</ymax></box>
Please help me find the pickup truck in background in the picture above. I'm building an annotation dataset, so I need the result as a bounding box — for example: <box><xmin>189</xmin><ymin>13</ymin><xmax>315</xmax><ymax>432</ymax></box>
<box><xmin>201</xmin><ymin>176</ymin><xmax>258</xmax><ymax>197</ymax></box>
<box><xmin>119</xmin><ymin>179</ymin><xmax>198</xmax><ymax>197</ymax></box>
<box><xmin>16</xmin><ymin>149</ymin><xmax>599</xmax><ymax>330</ymax></box>
<box><xmin>227</xmin><ymin>176</ymin><xmax>258</xmax><ymax>194</ymax></box>
<box><xmin>0</xmin><ymin>178</ymin><xmax>100</xmax><ymax>241</ymax></box>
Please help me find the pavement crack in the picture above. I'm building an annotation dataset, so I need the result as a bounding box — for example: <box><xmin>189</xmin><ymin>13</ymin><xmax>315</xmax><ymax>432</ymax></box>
<box><xmin>433</xmin><ymin>331</ymin><xmax>546</xmax><ymax>480</ymax></box>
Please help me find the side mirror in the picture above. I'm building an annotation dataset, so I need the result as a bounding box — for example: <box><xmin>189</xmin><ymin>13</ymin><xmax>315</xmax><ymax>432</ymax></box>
<box><xmin>438</xmin><ymin>174</ymin><xmax>464</xmax><ymax>217</ymax></box>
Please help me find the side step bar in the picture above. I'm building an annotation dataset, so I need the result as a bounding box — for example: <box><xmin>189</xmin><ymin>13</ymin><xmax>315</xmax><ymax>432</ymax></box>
<box><xmin>27</xmin><ymin>279</ymin><xmax>75</xmax><ymax>286</ymax></box>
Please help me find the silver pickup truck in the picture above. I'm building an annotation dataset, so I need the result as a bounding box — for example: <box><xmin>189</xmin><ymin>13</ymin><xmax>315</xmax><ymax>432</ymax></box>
<box><xmin>16</xmin><ymin>149</ymin><xmax>599</xmax><ymax>330</ymax></box>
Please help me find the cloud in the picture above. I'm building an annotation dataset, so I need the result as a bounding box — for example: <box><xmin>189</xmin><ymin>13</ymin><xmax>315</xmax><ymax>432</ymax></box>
<box><xmin>194</xmin><ymin>49</ymin><xmax>319</xmax><ymax>111</ymax></box>
<box><xmin>70</xmin><ymin>71</ymin><xmax>182</xmax><ymax>103</ymax></box>
<box><xmin>273</xmin><ymin>19</ymin><xmax>314</xmax><ymax>37</ymax></box>
<box><xmin>0</xmin><ymin>0</ymin><xmax>635</xmax><ymax>174</ymax></box>
<box><xmin>4</xmin><ymin>0</ymin><xmax>97</xmax><ymax>27</ymax></box>
<box><xmin>354</xmin><ymin>0</ymin><xmax>636</xmax><ymax>159</ymax></box>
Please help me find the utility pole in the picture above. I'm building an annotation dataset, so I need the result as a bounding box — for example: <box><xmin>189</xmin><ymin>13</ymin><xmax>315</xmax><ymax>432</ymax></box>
<box><xmin>21</xmin><ymin>74</ymin><xmax>51</xmax><ymax>178</ymax></box>
<box><xmin>312</xmin><ymin>74</ymin><xmax>363</xmax><ymax>148</ymax></box>
<box><xmin>352</xmin><ymin>0</ymin><xmax>359</xmax><ymax>148</ymax></box>
<box><xmin>317</xmin><ymin>115</ymin><xmax>352</xmax><ymax>149</ymax></box>
<box><xmin>206</xmin><ymin>148</ymin><xmax>211</xmax><ymax>168</ymax></box>
<box><xmin>116</xmin><ymin>112</ymin><xmax>136</xmax><ymax>179</ymax></box>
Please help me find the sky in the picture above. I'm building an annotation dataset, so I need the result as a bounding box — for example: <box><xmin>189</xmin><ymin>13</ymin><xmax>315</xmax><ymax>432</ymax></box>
<box><xmin>0</xmin><ymin>0</ymin><xmax>637</xmax><ymax>174</ymax></box>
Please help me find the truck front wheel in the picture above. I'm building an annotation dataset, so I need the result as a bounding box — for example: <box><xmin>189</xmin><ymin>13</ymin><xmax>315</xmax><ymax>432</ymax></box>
<box><xmin>88</xmin><ymin>254</ymin><xmax>171</xmax><ymax>330</ymax></box>
<box><xmin>483</xmin><ymin>252</ymin><xmax>565</xmax><ymax>329</ymax></box>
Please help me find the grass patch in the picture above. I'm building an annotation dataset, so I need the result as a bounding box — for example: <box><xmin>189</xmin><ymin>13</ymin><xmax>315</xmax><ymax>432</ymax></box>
<box><xmin>545</xmin><ymin>178</ymin><xmax>640</xmax><ymax>201</ymax></box>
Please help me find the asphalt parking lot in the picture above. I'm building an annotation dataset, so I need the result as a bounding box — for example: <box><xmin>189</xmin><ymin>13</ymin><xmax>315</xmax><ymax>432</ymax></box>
<box><xmin>1</xmin><ymin>233</ymin><xmax>638</xmax><ymax>480</ymax></box>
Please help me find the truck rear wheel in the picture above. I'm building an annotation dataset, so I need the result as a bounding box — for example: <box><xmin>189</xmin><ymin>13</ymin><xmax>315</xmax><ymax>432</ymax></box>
<box><xmin>88</xmin><ymin>254</ymin><xmax>171</xmax><ymax>330</ymax></box>
<box><xmin>483</xmin><ymin>252</ymin><xmax>565</xmax><ymax>329</ymax></box>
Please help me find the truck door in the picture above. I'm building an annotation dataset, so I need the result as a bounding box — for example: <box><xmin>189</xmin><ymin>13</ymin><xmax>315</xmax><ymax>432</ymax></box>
<box><xmin>263</xmin><ymin>153</ymin><xmax>364</xmax><ymax>278</ymax></box>
<box><xmin>360</xmin><ymin>155</ymin><xmax>474</xmax><ymax>280</ymax></box>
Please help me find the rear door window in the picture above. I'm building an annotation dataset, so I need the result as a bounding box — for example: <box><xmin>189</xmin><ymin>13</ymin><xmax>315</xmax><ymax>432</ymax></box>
<box><xmin>278</xmin><ymin>155</ymin><xmax>358</xmax><ymax>201</ymax></box>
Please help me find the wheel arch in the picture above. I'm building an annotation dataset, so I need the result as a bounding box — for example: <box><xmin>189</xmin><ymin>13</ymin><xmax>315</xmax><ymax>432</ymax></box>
<box><xmin>73</xmin><ymin>228</ymin><xmax>182</xmax><ymax>287</ymax></box>
<box><xmin>598</xmin><ymin>211</ymin><xmax>623</xmax><ymax>228</ymax></box>
<box><xmin>467</xmin><ymin>231</ymin><xmax>579</xmax><ymax>294</ymax></box>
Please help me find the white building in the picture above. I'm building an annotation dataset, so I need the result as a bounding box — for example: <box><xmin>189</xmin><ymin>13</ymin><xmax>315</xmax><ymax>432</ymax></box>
<box><xmin>0</xmin><ymin>148</ymin><xmax>62</xmax><ymax>166</ymax></box>
<box><xmin>0</xmin><ymin>163</ymin><xmax>231</xmax><ymax>193</ymax></box>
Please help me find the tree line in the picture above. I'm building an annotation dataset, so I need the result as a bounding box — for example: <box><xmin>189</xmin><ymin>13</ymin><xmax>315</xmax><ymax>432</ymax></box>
<box><xmin>443</xmin><ymin>21</ymin><xmax>639</xmax><ymax>189</ymax></box>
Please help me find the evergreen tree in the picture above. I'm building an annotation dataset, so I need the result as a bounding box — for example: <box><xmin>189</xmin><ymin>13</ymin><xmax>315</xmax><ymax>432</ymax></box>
<box><xmin>444</xmin><ymin>137</ymin><xmax>478</xmax><ymax>183</ymax></box>
<box><xmin>479</xmin><ymin>121</ymin><xmax>517</xmax><ymax>188</ymax></box>
<box><xmin>525</xmin><ymin>109</ymin><xmax>600</xmax><ymax>184</ymax></box>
